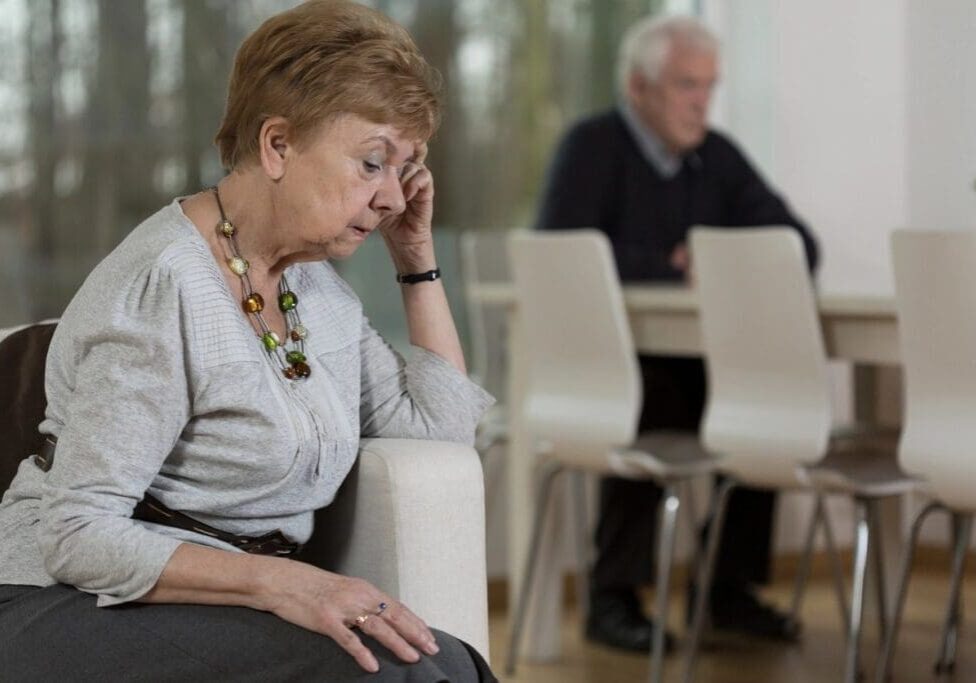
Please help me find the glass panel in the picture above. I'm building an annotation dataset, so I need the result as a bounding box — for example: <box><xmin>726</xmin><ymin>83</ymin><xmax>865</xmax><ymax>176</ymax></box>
<box><xmin>0</xmin><ymin>0</ymin><xmax>667</xmax><ymax>355</ymax></box>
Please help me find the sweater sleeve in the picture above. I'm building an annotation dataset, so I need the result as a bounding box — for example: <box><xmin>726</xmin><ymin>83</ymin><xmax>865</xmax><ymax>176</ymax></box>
<box><xmin>37</xmin><ymin>261</ymin><xmax>191</xmax><ymax>606</ymax></box>
<box><xmin>717</xmin><ymin>134</ymin><xmax>820</xmax><ymax>272</ymax></box>
<box><xmin>358</xmin><ymin>318</ymin><xmax>493</xmax><ymax>444</ymax></box>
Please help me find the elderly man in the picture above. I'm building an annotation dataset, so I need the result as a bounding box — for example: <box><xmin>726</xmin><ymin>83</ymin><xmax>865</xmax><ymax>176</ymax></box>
<box><xmin>536</xmin><ymin>15</ymin><xmax>819</xmax><ymax>652</ymax></box>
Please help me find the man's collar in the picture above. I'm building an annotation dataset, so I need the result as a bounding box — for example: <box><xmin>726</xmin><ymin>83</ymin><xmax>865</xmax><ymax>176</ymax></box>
<box><xmin>619</xmin><ymin>102</ymin><xmax>694</xmax><ymax>179</ymax></box>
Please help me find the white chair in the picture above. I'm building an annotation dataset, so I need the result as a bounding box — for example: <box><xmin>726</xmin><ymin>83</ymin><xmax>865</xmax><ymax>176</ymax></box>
<box><xmin>0</xmin><ymin>322</ymin><xmax>491</xmax><ymax>659</ymax></box>
<box><xmin>874</xmin><ymin>230</ymin><xmax>976</xmax><ymax>681</ymax></box>
<box><xmin>684</xmin><ymin>228</ymin><xmax>918</xmax><ymax>683</ymax></box>
<box><xmin>503</xmin><ymin>230</ymin><xmax>715</xmax><ymax>683</ymax></box>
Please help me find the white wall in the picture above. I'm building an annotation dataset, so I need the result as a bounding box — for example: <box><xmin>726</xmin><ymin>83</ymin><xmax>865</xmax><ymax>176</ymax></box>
<box><xmin>906</xmin><ymin>1</ymin><xmax>976</xmax><ymax>230</ymax></box>
<box><xmin>703</xmin><ymin>0</ymin><xmax>976</xmax><ymax>552</ymax></box>
<box><xmin>707</xmin><ymin>0</ymin><xmax>910</xmax><ymax>294</ymax></box>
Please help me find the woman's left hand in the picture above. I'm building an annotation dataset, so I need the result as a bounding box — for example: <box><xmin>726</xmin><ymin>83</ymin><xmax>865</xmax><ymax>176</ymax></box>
<box><xmin>378</xmin><ymin>143</ymin><xmax>435</xmax><ymax>267</ymax></box>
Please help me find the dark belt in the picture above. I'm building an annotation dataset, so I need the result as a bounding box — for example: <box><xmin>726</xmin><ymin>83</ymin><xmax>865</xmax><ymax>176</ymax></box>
<box><xmin>36</xmin><ymin>437</ymin><xmax>301</xmax><ymax>556</ymax></box>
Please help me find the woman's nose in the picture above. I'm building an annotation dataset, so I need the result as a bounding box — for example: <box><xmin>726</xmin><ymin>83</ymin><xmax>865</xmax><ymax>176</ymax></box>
<box><xmin>373</xmin><ymin>168</ymin><xmax>406</xmax><ymax>215</ymax></box>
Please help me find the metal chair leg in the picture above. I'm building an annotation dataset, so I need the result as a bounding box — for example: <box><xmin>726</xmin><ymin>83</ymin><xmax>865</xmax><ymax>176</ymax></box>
<box><xmin>570</xmin><ymin>470</ymin><xmax>591</xmax><ymax>624</ymax></box>
<box><xmin>934</xmin><ymin>513</ymin><xmax>973</xmax><ymax>676</ymax></box>
<box><xmin>821</xmin><ymin>495</ymin><xmax>851</xmax><ymax>634</ymax></box>
<box><xmin>682</xmin><ymin>479</ymin><xmax>701</xmax><ymax>570</ymax></box>
<box><xmin>649</xmin><ymin>485</ymin><xmax>681</xmax><ymax>683</ymax></box>
<box><xmin>844</xmin><ymin>499</ymin><xmax>872</xmax><ymax>683</ymax></box>
<box><xmin>505</xmin><ymin>461</ymin><xmax>564</xmax><ymax>676</ymax></box>
<box><xmin>790</xmin><ymin>493</ymin><xmax>825</xmax><ymax>623</ymax></box>
<box><xmin>874</xmin><ymin>501</ymin><xmax>942</xmax><ymax>683</ymax></box>
<box><xmin>867</xmin><ymin>500</ymin><xmax>890</xmax><ymax>644</ymax></box>
<box><xmin>682</xmin><ymin>477</ymin><xmax>737</xmax><ymax>683</ymax></box>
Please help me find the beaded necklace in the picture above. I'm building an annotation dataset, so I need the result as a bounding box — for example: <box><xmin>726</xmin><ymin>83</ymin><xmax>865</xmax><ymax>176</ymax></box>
<box><xmin>212</xmin><ymin>186</ymin><xmax>311</xmax><ymax>380</ymax></box>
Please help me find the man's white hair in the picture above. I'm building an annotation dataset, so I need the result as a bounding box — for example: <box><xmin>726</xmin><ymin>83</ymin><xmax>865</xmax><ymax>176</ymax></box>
<box><xmin>616</xmin><ymin>15</ymin><xmax>719</xmax><ymax>96</ymax></box>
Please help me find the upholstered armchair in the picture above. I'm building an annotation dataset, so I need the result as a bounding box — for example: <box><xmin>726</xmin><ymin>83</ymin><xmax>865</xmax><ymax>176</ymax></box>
<box><xmin>0</xmin><ymin>322</ymin><xmax>490</xmax><ymax>659</ymax></box>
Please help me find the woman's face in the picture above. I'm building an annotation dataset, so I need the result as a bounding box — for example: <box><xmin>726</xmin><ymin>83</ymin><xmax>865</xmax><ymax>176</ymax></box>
<box><xmin>274</xmin><ymin>114</ymin><xmax>422</xmax><ymax>261</ymax></box>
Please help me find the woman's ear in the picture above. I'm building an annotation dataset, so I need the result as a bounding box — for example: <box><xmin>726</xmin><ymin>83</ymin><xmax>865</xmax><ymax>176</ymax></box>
<box><xmin>258</xmin><ymin>116</ymin><xmax>291</xmax><ymax>181</ymax></box>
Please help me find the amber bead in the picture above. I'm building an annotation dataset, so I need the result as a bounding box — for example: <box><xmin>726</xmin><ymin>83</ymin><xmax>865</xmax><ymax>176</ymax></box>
<box><xmin>243</xmin><ymin>293</ymin><xmax>265</xmax><ymax>314</ymax></box>
<box><xmin>285</xmin><ymin>350</ymin><xmax>307</xmax><ymax>364</ymax></box>
<box><xmin>292</xmin><ymin>361</ymin><xmax>312</xmax><ymax>378</ymax></box>
<box><xmin>278</xmin><ymin>291</ymin><xmax>298</xmax><ymax>311</ymax></box>
<box><xmin>290</xmin><ymin>324</ymin><xmax>308</xmax><ymax>342</ymax></box>
<box><xmin>219</xmin><ymin>220</ymin><xmax>236</xmax><ymax>237</ymax></box>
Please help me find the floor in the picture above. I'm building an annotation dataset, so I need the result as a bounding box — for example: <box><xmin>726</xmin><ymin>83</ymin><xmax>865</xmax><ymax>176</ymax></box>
<box><xmin>488</xmin><ymin>560</ymin><xmax>976</xmax><ymax>682</ymax></box>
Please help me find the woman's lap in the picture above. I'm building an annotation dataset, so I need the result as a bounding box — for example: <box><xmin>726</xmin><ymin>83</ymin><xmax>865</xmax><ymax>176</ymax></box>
<box><xmin>0</xmin><ymin>584</ymin><xmax>489</xmax><ymax>682</ymax></box>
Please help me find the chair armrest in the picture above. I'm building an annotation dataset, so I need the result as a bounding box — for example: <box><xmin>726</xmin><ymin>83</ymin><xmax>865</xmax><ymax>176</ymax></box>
<box><xmin>301</xmin><ymin>438</ymin><xmax>489</xmax><ymax>659</ymax></box>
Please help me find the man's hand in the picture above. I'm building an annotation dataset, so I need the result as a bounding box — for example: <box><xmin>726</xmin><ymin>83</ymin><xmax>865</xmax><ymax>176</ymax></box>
<box><xmin>669</xmin><ymin>242</ymin><xmax>693</xmax><ymax>283</ymax></box>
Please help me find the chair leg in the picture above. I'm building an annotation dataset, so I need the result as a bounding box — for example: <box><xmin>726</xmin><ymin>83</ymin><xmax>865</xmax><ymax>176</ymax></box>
<box><xmin>682</xmin><ymin>477</ymin><xmax>737</xmax><ymax>683</ymax></box>
<box><xmin>874</xmin><ymin>501</ymin><xmax>942</xmax><ymax>683</ymax></box>
<box><xmin>649</xmin><ymin>485</ymin><xmax>681</xmax><ymax>683</ymax></box>
<box><xmin>934</xmin><ymin>513</ymin><xmax>973</xmax><ymax>676</ymax></box>
<box><xmin>505</xmin><ymin>461</ymin><xmax>564</xmax><ymax>676</ymax></box>
<box><xmin>844</xmin><ymin>498</ymin><xmax>872</xmax><ymax>683</ymax></box>
<box><xmin>681</xmin><ymin>479</ymin><xmax>701</xmax><ymax>571</ymax></box>
<box><xmin>570</xmin><ymin>470</ymin><xmax>591</xmax><ymax>624</ymax></box>
<box><xmin>867</xmin><ymin>500</ymin><xmax>890</xmax><ymax>644</ymax></box>
<box><xmin>790</xmin><ymin>492</ymin><xmax>825</xmax><ymax>623</ymax></box>
<box><xmin>821</xmin><ymin>495</ymin><xmax>851</xmax><ymax>634</ymax></box>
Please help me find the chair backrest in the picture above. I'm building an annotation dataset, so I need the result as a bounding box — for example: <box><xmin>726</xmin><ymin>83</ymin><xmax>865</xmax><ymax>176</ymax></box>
<box><xmin>892</xmin><ymin>229</ymin><xmax>976</xmax><ymax>512</ymax></box>
<box><xmin>691</xmin><ymin>227</ymin><xmax>831</xmax><ymax>488</ymax></box>
<box><xmin>459</xmin><ymin>230</ymin><xmax>514</xmax><ymax>401</ymax></box>
<box><xmin>508</xmin><ymin>230</ymin><xmax>640</xmax><ymax>468</ymax></box>
<box><xmin>0</xmin><ymin>322</ymin><xmax>57</xmax><ymax>494</ymax></box>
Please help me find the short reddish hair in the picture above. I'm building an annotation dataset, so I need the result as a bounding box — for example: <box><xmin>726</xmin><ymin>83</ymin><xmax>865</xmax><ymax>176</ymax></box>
<box><xmin>215</xmin><ymin>0</ymin><xmax>441</xmax><ymax>170</ymax></box>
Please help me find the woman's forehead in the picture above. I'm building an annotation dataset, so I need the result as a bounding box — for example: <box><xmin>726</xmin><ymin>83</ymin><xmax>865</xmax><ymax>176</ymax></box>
<box><xmin>317</xmin><ymin>114</ymin><xmax>421</xmax><ymax>159</ymax></box>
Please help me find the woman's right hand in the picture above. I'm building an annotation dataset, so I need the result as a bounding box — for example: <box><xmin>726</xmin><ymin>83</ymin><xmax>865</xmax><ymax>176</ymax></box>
<box><xmin>257</xmin><ymin>558</ymin><xmax>440</xmax><ymax>673</ymax></box>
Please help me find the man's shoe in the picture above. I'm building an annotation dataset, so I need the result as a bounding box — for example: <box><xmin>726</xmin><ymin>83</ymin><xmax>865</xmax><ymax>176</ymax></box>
<box><xmin>585</xmin><ymin>591</ymin><xmax>676</xmax><ymax>653</ymax></box>
<box><xmin>708</xmin><ymin>584</ymin><xmax>801</xmax><ymax>641</ymax></box>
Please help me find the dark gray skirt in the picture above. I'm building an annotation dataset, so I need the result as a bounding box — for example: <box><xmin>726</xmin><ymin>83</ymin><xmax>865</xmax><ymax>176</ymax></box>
<box><xmin>0</xmin><ymin>584</ymin><xmax>495</xmax><ymax>682</ymax></box>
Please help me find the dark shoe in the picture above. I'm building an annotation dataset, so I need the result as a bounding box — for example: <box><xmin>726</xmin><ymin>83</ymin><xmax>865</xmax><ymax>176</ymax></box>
<box><xmin>708</xmin><ymin>584</ymin><xmax>801</xmax><ymax>641</ymax></box>
<box><xmin>585</xmin><ymin>591</ymin><xmax>675</xmax><ymax>653</ymax></box>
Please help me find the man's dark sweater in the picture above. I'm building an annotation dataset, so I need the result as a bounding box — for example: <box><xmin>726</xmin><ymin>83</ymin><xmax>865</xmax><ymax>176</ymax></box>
<box><xmin>536</xmin><ymin>109</ymin><xmax>819</xmax><ymax>278</ymax></box>
<box><xmin>535</xmin><ymin>108</ymin><xmax>820</xmax><ymax>595</ymax></box>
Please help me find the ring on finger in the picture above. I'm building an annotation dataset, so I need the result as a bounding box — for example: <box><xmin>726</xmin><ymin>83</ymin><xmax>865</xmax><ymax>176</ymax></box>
<box><xmin>376</xmin><ymin>601</ymin><xmax>389</xmax><ymax>616</ymax></box>
<box><xmin>353</xmin><ymin>613</ymin><xmax>371</xmax><ymax>628</ymax></box>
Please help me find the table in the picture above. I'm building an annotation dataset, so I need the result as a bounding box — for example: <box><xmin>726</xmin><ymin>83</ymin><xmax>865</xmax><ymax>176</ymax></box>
<box><xmin>472</xmin><ymin>283</ymin><xmax>902</xmax><ymax>660</ymax></box>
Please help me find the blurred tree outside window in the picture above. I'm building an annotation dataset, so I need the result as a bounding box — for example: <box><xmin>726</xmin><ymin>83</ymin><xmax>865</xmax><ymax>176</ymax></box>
<box><xmin>0</xmin><ymin>0</ymin><xmax>663</xmax><ymax>352</ymax></box>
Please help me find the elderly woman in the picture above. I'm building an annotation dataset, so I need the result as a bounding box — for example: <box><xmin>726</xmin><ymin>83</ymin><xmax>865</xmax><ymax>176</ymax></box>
<box><xmin>0</xmin><ymin>1</ymin><xmax>495</xmax><ymax>680</ymax></box>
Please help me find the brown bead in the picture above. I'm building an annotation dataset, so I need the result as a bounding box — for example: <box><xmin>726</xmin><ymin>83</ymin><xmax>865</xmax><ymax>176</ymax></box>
<box><xmin>293</xmin><ymin>361</ymin><xmax>312</xmax><ymax>378</ymax></box>
<box><xmin>243</xmin><ymin>293</ymin><xmax>265</xmax><ymax>314</ymax></box>
<box><xmin>283</xmin><ymin>366</ymin><xmax>298</xmax><ymax>380</ymax></box>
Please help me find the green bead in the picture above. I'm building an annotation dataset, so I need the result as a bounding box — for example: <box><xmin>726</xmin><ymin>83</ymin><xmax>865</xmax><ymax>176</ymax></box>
<box><xmin>286</xmin><ymin>350</ymin><xmax>307</xmax><ymax>364</ymax></box>
<box><xmin>278</xmin><ymin>291</ymin><xmax>298</xmax><ymax>311</ymax></box>
<box><xmin>261</xmin><ymin>331</ymin><xmax>280</xmax><ymax>351</ymax></box>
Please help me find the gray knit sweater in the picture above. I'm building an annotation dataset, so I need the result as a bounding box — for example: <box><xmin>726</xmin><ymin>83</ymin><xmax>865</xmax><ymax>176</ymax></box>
<box><xmin>0</xmin><ymin>199</ymin><xmax>492</xmax><ymax>606</ymax></box>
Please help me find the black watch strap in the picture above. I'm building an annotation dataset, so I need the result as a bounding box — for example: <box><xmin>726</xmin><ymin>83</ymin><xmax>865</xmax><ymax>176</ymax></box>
<box><xmin>396</xmin><ymin>268</ymin><xmax>441</xmax><ymax>284</ymax></box>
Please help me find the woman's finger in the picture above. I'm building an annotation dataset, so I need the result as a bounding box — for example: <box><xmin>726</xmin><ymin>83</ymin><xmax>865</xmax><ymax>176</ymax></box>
<box><xmin>381</xmin><ymin>601</ymin><xmax>439</xmax><ymax>655</ymax></box>
<box><xmin>359</xmin><ymin>612</ymin><xmax>421</xmax><ymax>664</ymax></box>
<box><xmin>324</xmin><ymin>618</ymin><xmax>380</xmax><ymax>673</ymax></box>
<box><xmin>401</xmin><ymin>166</ymin><xmax>432</xmax><ymax>204</ymax></box>
<box><xmin>414</xmin><ymin>142</ymin><xmax>429</xmax><ymax>165</ymax></box>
